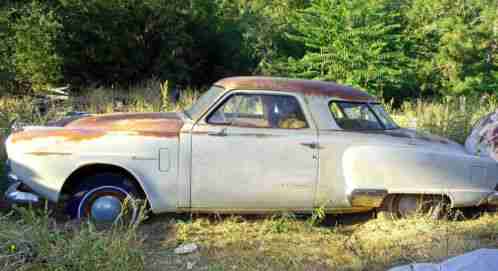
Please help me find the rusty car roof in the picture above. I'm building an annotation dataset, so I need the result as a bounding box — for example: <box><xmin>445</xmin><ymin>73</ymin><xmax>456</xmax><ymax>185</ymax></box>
<box><xmin>214</xmin><ymin>76</ymin><xmax>376</xmax><ymax>102</ymax></box>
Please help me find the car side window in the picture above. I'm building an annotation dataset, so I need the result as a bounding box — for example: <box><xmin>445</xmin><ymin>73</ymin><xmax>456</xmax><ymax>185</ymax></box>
<box><xmin>208</xmin><ymin>93</ymin><xmax>308</xmax><ymax>129</ymax></box>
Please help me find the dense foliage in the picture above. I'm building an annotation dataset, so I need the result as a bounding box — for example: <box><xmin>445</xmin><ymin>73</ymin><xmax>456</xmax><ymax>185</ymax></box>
<box><xmin>0</xmin><ymin>0</ymin><xmax>497</xmax><ymax>101</ymax></box>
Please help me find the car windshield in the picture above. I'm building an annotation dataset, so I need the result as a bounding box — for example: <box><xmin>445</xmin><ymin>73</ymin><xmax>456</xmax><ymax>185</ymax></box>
<box><xmin>329</xmin><ymin>101</ymin><xmax>398</xmax><ymax>130</ymax></box>
<box><xmin>184</xmin><ymin>86</ymin><xmax>225</xmax><ymax>121</ymax></box>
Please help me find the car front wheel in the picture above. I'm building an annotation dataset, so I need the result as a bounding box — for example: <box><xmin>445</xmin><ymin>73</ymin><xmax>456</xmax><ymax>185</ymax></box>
<box><xmin>66</xmin><ymin>172</ymin><xmax>142</xmax><ymax>225</ymax></box>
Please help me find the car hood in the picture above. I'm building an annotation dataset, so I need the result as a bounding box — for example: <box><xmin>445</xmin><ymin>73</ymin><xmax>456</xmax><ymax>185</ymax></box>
<box><xmin>64</xmin><ymin>112</ymin><xmax>185</xmax><ymax>137</ymax></box>
<box><xmin>9</xmin><ymin>112</ymin><xmax>185</xmax><ymax>145</ymax></box>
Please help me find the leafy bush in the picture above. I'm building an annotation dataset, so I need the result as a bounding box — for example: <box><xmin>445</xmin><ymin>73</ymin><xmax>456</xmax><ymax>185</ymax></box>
<box><xmin>0</xmin><ymin>1</ymin><xmax>62</xmax><ymax>93</ymax></box>
<box><xmin>1</xmin><ymin>0</ymin><xmax>292</xmax><ymax>92</ymax></box>
<box><xmin>2</xmin><ymin>0</ymin><xmax>496</xmax><ymax>99</ymax></box>
<box><xmin>13</xmin><ymin>2</ymin><xmax>62</xmax><ymax>92</ymax></box>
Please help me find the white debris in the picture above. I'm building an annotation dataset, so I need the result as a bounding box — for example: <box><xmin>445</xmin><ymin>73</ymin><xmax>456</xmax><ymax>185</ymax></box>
<box><xmin>186</xmin><ymin>261</ymin><xmax>196</xmax><ymax>270</ymax></box>
<box><xmin>174</xmin><ymin>243</ymin><xmax>198</xmax><ymax>255</ymax></box>
<box><xmin>388</xmin><ymin>249</ymin><xmax>498</xmax><ymax>271</ymax></box>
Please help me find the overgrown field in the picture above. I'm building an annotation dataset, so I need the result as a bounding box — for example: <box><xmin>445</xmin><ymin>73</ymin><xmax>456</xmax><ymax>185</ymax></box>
<box><xmin>0</xmin><ymin>84</ymin><xmax>498</xmax><ymax>270</ymax></box>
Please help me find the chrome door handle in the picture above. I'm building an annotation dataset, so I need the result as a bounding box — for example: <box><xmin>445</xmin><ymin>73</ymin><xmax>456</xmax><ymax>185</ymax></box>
<box><xmin>208</xmin><ymin>128</ymin><xmax>228</xmax><ymax>137</ymax></box>
<box><xmin>300</xmin><ymin>142</ymin><xmax>319</xmax><ymax>149</ymax></box>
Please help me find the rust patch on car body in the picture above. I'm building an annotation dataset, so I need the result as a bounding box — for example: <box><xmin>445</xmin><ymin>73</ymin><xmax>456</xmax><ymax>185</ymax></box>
<box><xmin>25</xmin><ymin>151</ymin><xmax>72</xmax><ymax>156</ymax></box>
<box><xmin>12</xmin><ymin>112</ymin><xmax>184</xmax><ymax>144</ymax></box>
<box><xmin>65</xmin><ymin>112</ymin><xmax>184</xmax><ymax>138</ymax></box>
<box><xmin>11</xmin><ymin>129</ymin><xmax>107</xmax><ymax>144</ymax></box>
<box><xmin>215</xmin><ymin>76</ymin><xmax>376</xmax><ymax>102</ymax></box>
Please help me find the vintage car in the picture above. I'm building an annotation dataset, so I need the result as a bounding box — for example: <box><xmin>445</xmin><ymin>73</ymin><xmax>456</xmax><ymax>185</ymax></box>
<box><xmin>4</xmin><ymin>77</ymin><xmax>498</xmax><ymax>223</ymax></box>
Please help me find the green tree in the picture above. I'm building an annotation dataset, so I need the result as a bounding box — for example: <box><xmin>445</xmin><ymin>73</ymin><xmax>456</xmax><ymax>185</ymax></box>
<box><xmin>1</xmin><ymin>0</ymin><xmax>61</xmax><ymax>94</ymax></box>
<box><xmin>405</xmin><ymin>0</ymin><xmax>498</xmax><ymax>96</ymax></box>
<box><xmin>55</xmin><ymin>0</ymin><xmax>194</xmax><ymax>86</ymax></box>
<box><xmin>269</xmin><ymin>0</ymin><xmax>413</xmax><ymax>100</ymax></box>
<box><xmin>13</xmin><ymin>1</ymin><xmax>62</xmax><ymax>92</ymax></box>
<box><xmin>220</xmin><ymin>0</ymin><xmax>309</xmax><ymax>74</ymax></box>
<box><xmin>0</xmin><ymin>4</ymin><xmax>15</xmax><ymax>93</ymax></box>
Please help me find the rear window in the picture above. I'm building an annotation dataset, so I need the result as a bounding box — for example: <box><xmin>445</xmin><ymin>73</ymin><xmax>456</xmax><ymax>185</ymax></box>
<box><xmin>329</xmin><ymin>101</ymin><xmax>398</xmax><ymax>130</ymax></box>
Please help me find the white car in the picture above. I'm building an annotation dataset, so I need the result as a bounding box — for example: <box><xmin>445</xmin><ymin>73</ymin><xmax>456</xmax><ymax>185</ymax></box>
<box><xmin>5</xmin><ymin>77</ymin><xmax>498</xmax><ymax>223</ymax></box>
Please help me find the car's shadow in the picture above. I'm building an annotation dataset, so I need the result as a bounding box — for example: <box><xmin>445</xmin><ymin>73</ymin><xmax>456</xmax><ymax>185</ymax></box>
<box><xmin>142</xmin><ymin>206</ymin><xmax>492</xmax><ymax>230</ymax></box>
<box><xmin>143</xmin><ymin>210</ymin><xmax>377</xmax><ymax>229</ymax></box>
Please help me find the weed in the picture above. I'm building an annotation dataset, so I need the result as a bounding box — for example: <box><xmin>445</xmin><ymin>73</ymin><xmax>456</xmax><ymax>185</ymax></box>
<box><xmin>260</xmin><ymin>212</ymin><xmax>295</xmax><ymax>234</ymax></box>
<box><xmin>307</xmin><ymin>205</ymin><xmax>327</xmax><ymax>226</ymax></box>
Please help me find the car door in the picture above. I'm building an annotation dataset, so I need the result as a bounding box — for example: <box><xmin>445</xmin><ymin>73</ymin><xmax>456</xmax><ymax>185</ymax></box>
<box><xmin>190</xmin><ymin>91</ymin><xmax>318</xmax><ymax>210</ymax></box>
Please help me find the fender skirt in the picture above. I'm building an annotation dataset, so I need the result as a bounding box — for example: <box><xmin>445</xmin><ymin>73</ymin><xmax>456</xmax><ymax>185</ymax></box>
<box><xmin>349</xmin><ymin>189</ymin><xmax>388</xmax><ymax>208</ymax></box>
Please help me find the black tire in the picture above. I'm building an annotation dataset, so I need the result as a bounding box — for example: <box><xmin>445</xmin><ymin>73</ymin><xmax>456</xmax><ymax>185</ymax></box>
<box><xmin>377</xmin><ymin>194</ymin><xmax>450</xmax><ymax>220</ymax></box>
<box><xmin>65</xmin><ymin>172</ymin><xmax>143</xmax><ymax>225</ymax></box>
<box><xmin>377</xmin><ymin>194</ymin><xmax>396</xmax><ymax>220</ymax></box>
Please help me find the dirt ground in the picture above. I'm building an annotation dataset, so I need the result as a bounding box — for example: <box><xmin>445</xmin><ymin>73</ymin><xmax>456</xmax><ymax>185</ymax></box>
<box><xmin>137</xmin><ymin>208</ymin><xmax>496</xmax><ymax>271</ymax></box>
<box><xmin>139</xmin><ymin>212</ymin><xmax>376</xmax><ymax>271</ymax></box>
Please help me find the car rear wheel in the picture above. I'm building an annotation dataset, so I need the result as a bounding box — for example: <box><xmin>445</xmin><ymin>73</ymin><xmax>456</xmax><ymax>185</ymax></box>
<box><xmin>65</xmin><ymin>172</ymin><xmax>142</xmax><ymax>225</ymax></box>
<box><xmin>378</xmin><ymin>194</ymin><xmax>449</xmax><ymax>220</ymax></box>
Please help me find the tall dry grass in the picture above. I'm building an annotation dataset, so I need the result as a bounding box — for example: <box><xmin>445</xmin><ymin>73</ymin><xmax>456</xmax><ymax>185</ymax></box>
<box><xmin>73</xmin><ymin>79</ymin><xmax>200</xmax><ymax>114</ymax></box>
<box><xmin>0</xmin><ymin>79</ymin><xmax>201</xmax><ymax>129</ymax></box>
<box><xmin>389</xmin><ymin>96</ymin><xmax>498</xmax><ymax>143</ymax></box>
<box><xmin>0</xmin><ymin>206</ymin><xmax>146</xmax><ymax>271</ymax></box>
<box><xmin>0</xmin><ymin>82</ymin><xmax>498</xmax><ymax>270</ymax></box>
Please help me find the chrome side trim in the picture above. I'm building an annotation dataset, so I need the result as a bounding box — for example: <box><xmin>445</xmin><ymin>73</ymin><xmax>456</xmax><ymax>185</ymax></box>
<box><xmin>5</xmin><ymin>182</ymin><xmax>40</xmax><ymax>204</ymax></box>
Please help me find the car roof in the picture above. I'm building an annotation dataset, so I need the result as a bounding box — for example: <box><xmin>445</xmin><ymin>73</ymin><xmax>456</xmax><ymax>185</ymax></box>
<box><xmin>214</xmin><ymin>76</ymin><xmax>376</xmax><ymax>102</ymax></box>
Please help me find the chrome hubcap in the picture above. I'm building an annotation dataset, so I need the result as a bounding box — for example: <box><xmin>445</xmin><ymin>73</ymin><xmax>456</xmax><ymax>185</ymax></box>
<box><xmin>90</xmin><ymin>195</ymin><xmax>123</xmax><ymax>223</ymax></box>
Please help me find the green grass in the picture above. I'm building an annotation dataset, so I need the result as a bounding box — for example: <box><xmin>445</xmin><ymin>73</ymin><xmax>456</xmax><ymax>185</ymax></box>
<box><xmin>1</xmin><ymin>83</ymin><xmax>498</xmax><ymax>270</ymax></box>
